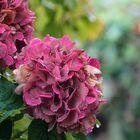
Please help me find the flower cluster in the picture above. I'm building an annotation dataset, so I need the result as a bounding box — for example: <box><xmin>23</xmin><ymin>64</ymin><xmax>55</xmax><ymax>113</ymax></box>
<box><xmin>0</xmin><ymin>0</ymin><xmax>34</xmax><ymax>66</ymax></box>
<box><xmin>14</xmin><ymin>35</ymin><xmax>104</xmax><ymax>135</ymax></box>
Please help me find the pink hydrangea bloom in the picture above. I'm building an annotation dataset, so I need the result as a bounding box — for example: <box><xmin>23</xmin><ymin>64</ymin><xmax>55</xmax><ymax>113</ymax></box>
<box><xmin>0</xmin><ymin>0</ymin><xmax>34</xmax><ymax>65</ymax></box>
<box><xmin>14</xmin><ymin>35</ymin><xmax>105</xmax><ymax>135</ymax></box>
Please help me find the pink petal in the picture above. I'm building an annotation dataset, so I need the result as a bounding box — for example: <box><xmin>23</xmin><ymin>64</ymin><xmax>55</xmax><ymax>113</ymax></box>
<box><xmin>68</xmin><ymin>82</ymin><xmax>89</xmax><ymax>109</ymax></box>
<box><xmin>89</xmin><ymin>58</ymin><xmax>100</xmax><ymax>69</ymax></box>
<box><xmin>60</xmin><ymin>35</ymin><xmax>75</xmax><ymax>50</ymax></box>
<box><xmin>23</xmin><ymin>92</ymin><xmax>41</xmax><ymax>106</ymax></box>
<box><xmin>4</xmin><ymin>55</ymin><xmax>14</xmax><ymax>65</ymax></box>
<box><xmin>86</xmin><ymin>97</ymin><xmax>96</xmax><ymax>104</ymax></box>
<box><xmin>0</xmin><ymin>42</ymin><xmax>7</xmax><ymax>58</ymax></box>
<box><xmin>60</xmin><ymin>110</ymin><xmax>78</xmax><ymax>127</ymax></box>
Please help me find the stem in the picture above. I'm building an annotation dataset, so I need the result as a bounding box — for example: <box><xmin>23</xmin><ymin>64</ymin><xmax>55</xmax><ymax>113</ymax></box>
<box><xmin>11</xmin><ymin>129</ymin><xmax>27</xmax><ymax>140</ymax></box>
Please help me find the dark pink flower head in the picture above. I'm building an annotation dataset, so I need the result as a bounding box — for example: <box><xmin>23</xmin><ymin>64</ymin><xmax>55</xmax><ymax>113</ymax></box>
<box><xmin>14</xmin><ymin>35</ymin><xmax>105</xmax><ymax>135</ymax></box>
<box><xmin>0</xmin><ymin>0</ymin><xmax>34</xmax><ymax>65</ymax></box>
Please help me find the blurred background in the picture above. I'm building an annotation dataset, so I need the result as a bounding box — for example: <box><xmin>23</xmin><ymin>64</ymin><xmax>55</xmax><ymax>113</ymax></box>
<box><xmin>12</xmin><ymin>0</ymin><xmax>140</xmax><ymax>139</ymax></box>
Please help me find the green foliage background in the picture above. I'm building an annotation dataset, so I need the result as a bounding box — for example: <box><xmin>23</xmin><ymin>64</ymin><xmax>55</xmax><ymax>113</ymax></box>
<box><xmin>87</xmin><ymin>0</ymin><xmax>140</xmax><ymax>140</ymax></box>
<box><xmin>0</xmin><ymin>0</ymin><xmax>140</xmax><ymax>139</ymax></box>
<box><xmin>29</xmin><ymin>0</ymin><xmax>104</xmax><ymax>43</ymax></box>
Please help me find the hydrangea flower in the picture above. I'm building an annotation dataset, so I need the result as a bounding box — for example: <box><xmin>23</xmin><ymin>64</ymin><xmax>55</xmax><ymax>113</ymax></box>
<box><xmin>0</xmin><ymin>0</ymin><xmax>34</xmax><ymax>65</ymax></box>
<box><xmin>14</xmin><ymin>35</ymin><xmax>105</xmax><ymax>135</ymax></box>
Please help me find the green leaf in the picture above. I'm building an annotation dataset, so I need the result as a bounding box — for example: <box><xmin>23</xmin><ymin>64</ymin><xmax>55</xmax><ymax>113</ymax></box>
<box><xmin>73</xmin><ymin>133</ymin><xmax>88</xmax><ymax>140</ymax></box>
<box><xmin>0</xmin><ymin>78</ymin><xmax>24</xmax><ymax>123</ymax></box>
<box><xmin>65</xmin><ymin>132</ymin><xmax>75</xmax><ymax>140</ymax></box>
<box><xmin>2</xmin><ymin>67</ymin><xmax>15</xmax><ymax>83</ymax></box>
<box><xmin>28</xmin><ymin>119</ymin><xmax>48</xmax><ymax>140</ymax></box>
<box><xmin>28</xmin><ymin>119</ymin><xmax>66</xmax><ymax>140</ymax></box>
<box><xmin>96</xmin><ymin>119</ymin><xmax>101</xmax><ymax>128</ymax></box>
<box><xmin>0</xmin><ymin>119</ymin><xmax>12</xmax><ymax>140</ymax></box>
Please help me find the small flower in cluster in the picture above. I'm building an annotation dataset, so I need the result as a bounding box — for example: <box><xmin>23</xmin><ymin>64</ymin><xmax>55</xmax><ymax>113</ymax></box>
<box><xmin>0</xmin><ymin>0</ymin><xmax>34</xmax><ymax>66</ymax></box>
<box><xmin>14</xmin><ymin>35</ymin><xmax>105</xmax><ymax>135</ymax></box>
